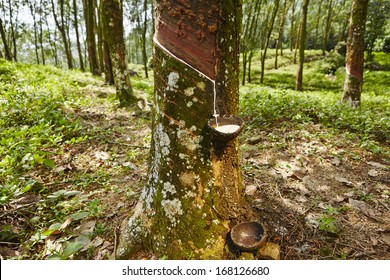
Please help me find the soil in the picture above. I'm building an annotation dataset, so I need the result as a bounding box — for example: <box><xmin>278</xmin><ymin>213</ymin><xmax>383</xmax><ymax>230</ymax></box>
<box><xmin>1</xmin><ymin>86</ymin><xmax>389</xmax><ymax>260</ymax></box>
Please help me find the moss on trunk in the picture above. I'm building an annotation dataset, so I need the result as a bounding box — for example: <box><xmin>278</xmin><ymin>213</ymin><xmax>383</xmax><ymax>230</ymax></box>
<box><xmin>342</xmin><ymin>0</ymin><xmax>369</xmax><ymax>108</ymax></box>
<box><xmin>117</xmin><ymin>0</ymin><xmax>252</xmax><ymax>260</ymax></box>
<box><xmin>101</xmin><ymin>0</ymin><xmax>136</xmax><ymax>107</ymax></box>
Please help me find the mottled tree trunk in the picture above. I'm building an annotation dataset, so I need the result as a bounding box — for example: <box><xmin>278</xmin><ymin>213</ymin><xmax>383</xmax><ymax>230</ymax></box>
<box><xmin>275</xmin><ymin>0</ymin><xmax>288</xmax><ymax>69</ymax></box>
<box><xmin>295</xmin><ymin>0</ymin><xmax>310</xmax><ymax>91</ymax></box>
<box><xmin>101</xmin><ymin>0</ymin><xmax>136</xmax><ymax>107</ymax></box>
<box><xmin>117</xmin><ymin>0</ymin><xmax>252</xmax><ymax>260</ymax></box>
<box><xmin>141</xmin><ymin>0</ymin><xmax>149</xmax><ymax>78</ymax></box>
<box><xmin>73</xmin><ymin>0</ymin><xmax>85</xmax><ymax>71</ymax></box>
<box><xmin>342</xmin><ymin>0</ymin><xmax>369</xmax><ymax>108</ymax></box>
<box><xmin>51</xmin><ymin>0</ymin><xmax>74</xmax><ymax>69</ymax></box>
<box><xmin>314</xmin><ymin>0</ymin><xmax>324</xmax><ymax>50</ymax></box>
<box><xmin>322</xmin><ymin>0</ymin><xmax>334</xmax><ymax>55</ymax></box>
<box><xmin>96</xmin><ymin>0</ymin><xmax>104</xmax><ymax>75</ymax></box>
<box><xmin>289</xmin><ymin>0</ymin><xmax>297</xmax><ymax>52</ymax></box>
<box><xmin>83</xmin><ymin>0</ymin><xmax>100</xmax><ymax>75</ymax></box>
<box><xmin>7</xmin><ymin>0</ymin><xmax>17</xmax><ymax>62</ymax></box>
<box><xmin>0</xmin><ymin>17</ymin><xmax>12</xmax><ymax>61</ymax></box>
<box><xmin>28</xmin><ymin>1</ymin><xmax>39</xmax><ymax>64</ymax></box>
<box><xmin>103</xmin><ymin>40</ymin><xmax>115</xmax><ymax>85</ymax></box>
<box><xmin>38</xmin><ymin>0</ymin><xmax>46</xmax><ymax>65</ymax></box>
<box><xmin>260</xmin><ymin>0</ymin><xmax>280</xmax><ymax>83</ymax></box>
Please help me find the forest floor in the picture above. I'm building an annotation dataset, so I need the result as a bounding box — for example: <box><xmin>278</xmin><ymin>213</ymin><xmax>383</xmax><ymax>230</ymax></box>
<box><xmin>0</xmin><ymin>51</ymin><xmax>389</xmax><ymax>260</ymax></box>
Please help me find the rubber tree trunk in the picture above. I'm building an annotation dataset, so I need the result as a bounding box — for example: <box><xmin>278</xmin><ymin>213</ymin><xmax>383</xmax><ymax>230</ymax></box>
<box><xmin>73</xmin><ymin>0</ymin><xmax>85</xmax><ymax>71</ymax></box>
<box><xmin>83</xmin><ymin>0</ymin><xmax>100</xmax><ymax>75</ymax></box>
<box><xmin>322</xmin><ymin>0</ymin><xmax>334</xmax><ymax>55</ymax></box>
<box><xmin>260</xmin><ymin>0</ymin><xmax>280</xmax><ymax>84</ymax></box>
<box><xmin>0</xmin><ymin>17</ymin><xmax>12</xmax><ymax>61</ymax></box>
<box><xmin>101</xmin><ymin>0</ymin><xmax>136</xmax><ymax>107</ymax></box>
<box><xmin>295</xmin><ymin>0</ymin><xmax>310</xmax><ymax>91</ymax></box>
<box><xmin>141</xmin><ymin>0</ymin><xmax>149</xmax><ymax>78</ymax></box>
<box><xmin>51</xmin><ymin>0</ymin><xmax>74</xmax><ymax>69</ymax></box>
<box><xmin>117</xmin><ymin>0</ymin><xmax>253</xmax><ymax>260</ymax></box>
<box><xmin>342</xmin><ymin>0</ymin><xmax>369</xmax><ymax>108</ymax></box>
<box><xmin>275</xmin><ymin>0</ymin><xmax>288</xmax><ymax>69</ymax></box>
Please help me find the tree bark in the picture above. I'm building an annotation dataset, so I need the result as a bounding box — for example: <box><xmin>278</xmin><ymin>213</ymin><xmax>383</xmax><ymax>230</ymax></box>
<box><xmin>44</xmin><ymin>15</ymin><xmax>59</xmax><ymax>66</ymax></box>
<box><xmin>7</xmin><ymin>0</ymin><xmax>17</xmax><ymax>62</ymax></box>
<box><xmin>28</xmin><ymin>2</ymin><xmax>40</xmax><ymax>64</ymax></box>
<box><xmin>289</xmin><ymin>0</ymin><xmax>297</xmax><ymax>52</ymax></box>
<box><xmin>73</xmin><ymin>0</ymin><xmax>85</xmax><ymax>71</ymax></box>
<box><xmin>96</xmin><ymin>0</ymin><xmax>104</xmax><ymax>75</ymax></box>
<box><xmin>314</xmin><ymin>0</ymin><xmax>324</xmax><ymax>50</ymax></box>
<box><xmin>0</xmin><ymin>17</ymin><xmax>12</xmax><ymax>61</ymax></box>
<box><xmin>117</xmin><ymin>0</ymin><xmax>252</xmax><ymax>260</ymax></box>
<box><xmin>275</xmin><ymin>0</ymin><xmax>288</xmax><ymax>69</ymax></box>
<box><xmin>342</xmin><ymin>0</ymin><xmax>369</xmax><ymax>108</ymax></box>
<box><xmin>322</xmin><ymin>0</ymin><xmax>334</xmax><ymax>55</ymax></box>
<box><xmin>141</xmin><ymin>0</ymin><xmax>149</xmax><ymax>78</ymax></box>
<box><xmin>260</xmin><ymin>0</ymin><xmax>280</xmax><ymax>83</ymax></box>
<box><xmin>83</xmin><ymin>0</ymin><xmax>100</xmax><ymax>75</ymax></box>
<box><xmin>295</xmin><ymin>0</ymin><xmax>310</xmax><ymax>91</ymax></box>
<box><xmin>101</xmin><ymin>0</ymin><xmax>136</xmax><ymax>107</ymax></box>
<box><xmin>38</xmin><ymin>0</ymin><xmax>46</xmax><ymax>65</ymax></box>
<box><xmin>51</xmin><ymin>0</ymin><xmax>74</xmax><ymax>69</ymax></box>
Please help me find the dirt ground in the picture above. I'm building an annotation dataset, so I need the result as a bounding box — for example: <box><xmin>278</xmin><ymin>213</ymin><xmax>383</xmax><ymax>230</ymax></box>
<box><xmin>1</xmin><ymin>87</ymin><xmax>389</xmax><ymax>260</ymax></box>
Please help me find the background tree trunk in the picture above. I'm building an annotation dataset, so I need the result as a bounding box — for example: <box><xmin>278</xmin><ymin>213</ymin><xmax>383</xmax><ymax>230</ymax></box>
<box><xmin>83</xmin><ymin>0</ymin><xmax>100</xmax><ymax>75</ymax></box>
<box><xmin>289</xmin><ymin>0</ymin><xmax>297</xmax><ymax>52</ymax></box>
<box><xmin>342</xmin><ymin>0</ymin><xmax>369</xmax><ymax>108</ymax></box>
<box><xmin>314</xmin><ymin>0</ymin><xmax>324</xmax><ymax>50</ymax></box>
<box><xmin>117</xmin><ymin>0</ymin><xmax>252</xmax><ymax>260</ymax></box>
<box><xmin>260</xmin><ymin>0</ymin><xmax>280</xmax><ymax>83</ymax></box>
<box><xmin>0</xmin><ymin>18</ymin><xmax>12</xmax><ymax>61</ymax></box>
<box><xmin>141</xmin><ymin>0</ymin><xmax>149</xmax><ymax>78</ymax></box>
<box><xmin>322</xmin><ymin>0</ymin><xmax>334</xmax><ymax>55</ymax></box>
<box><xmin>296</xmin><ymin>0</ymin><xmax>310</xmax><ymax>91</ymax></box>
<box><xmin>73</xmin><ymin>0</ymin><xmax>85</xmax><ymax>71</ymax></box>
<box><xmin>275</xmin><ymin>0</ymin><xmax>288</xmax><ymax>69</ymax></box>
<box><xmin>101</xmin><ymin>0</ymin><xmax>136</xmax><ymax>107</ymax></box>
<box><xmin>51</xmin><ymin>0</ymin><xmax>74</xmax><ymax>69</ymax></box>
<box><xmin>28</xmin><ymin>2</ymin><xmax>40</xmax><ymax>64</ymax></box>
<box><xmin>96</xmin><ymin>0</ymin><xmax>104</xmax><ymax>75</ymax></box>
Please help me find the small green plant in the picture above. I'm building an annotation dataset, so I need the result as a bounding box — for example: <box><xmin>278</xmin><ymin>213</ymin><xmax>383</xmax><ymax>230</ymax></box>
<box><xmin>317</xmin><ymin>206</ymin><xmax>339</xmax><ymax>234</ymax></box>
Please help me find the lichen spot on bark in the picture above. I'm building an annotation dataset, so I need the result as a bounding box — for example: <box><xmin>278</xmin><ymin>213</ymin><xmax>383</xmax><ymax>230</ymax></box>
<box><xmin>179</xmin><ymin>171</ymin><xmax>196</xmax><ymax>188</ymax></box>
<box><xmin>162</xmin><ymin>181</ymin><xmax>177</xmax><ymax>198</ymax></box>
<box><xmin>196</xmin><ymin>82</ymin><xmax>206</xmax><ymax>90</ymax></box>
<box><xmin>184</xmin><ymin>87</ymin><xmax>195</xmax><ymax>97</ymax></box>
<box><xmin>161</xmin><ymin>198</ymin><xmax>183</xmax><ymax>226</ymax></box>
<box><xmin>167</xmin><ymin>72</ymin><xmax>180</xmax><ymax>91</ymax></box>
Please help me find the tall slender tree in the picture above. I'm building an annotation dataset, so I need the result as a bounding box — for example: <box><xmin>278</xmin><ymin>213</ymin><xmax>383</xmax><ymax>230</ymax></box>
<box><xmin>275</xmin><ymin>0</ymin><xmax>289</xmax><ymax>69</ymax></box>
<box><xmin>0</xmin><ymin>17</ymin><xmax>12</xmax><ymax>61</ymax></box>
<box><xmin>260</xmin><ymin>0</ymin><xmax>280</xmax><ymax>83</ymax></box>
<box><xmin>28</xmin><ymin>1</ymin><xmax>40</xmax><ymax>64</ymax></box>
<box><xmin>342</xmin><ymin>0</ymin><xmax>369</xmax><ymax>108</ymax></box>
<box><xmin>141</xmin><ymin>0</ymin><xmax>149</xmax><ymax>78</ymax></box>
<box><xmin>83</xmin><ymin>0</ymin><xmax>100</xmax><ymax>75</ymax></box>
<box><xmin>51</xmin><ymin>0</ymin><xmax>74</xmax><ymax>69</ymax></box>
<box><xmin>296</xmin><ymin>0</ymin><xmax>310</xmax><ymax>91</ymax></box>
<box><xmin>322</xmin><ymin>0</ymin><xmax>335</xmax><ymax>55</ymax></box>
<box><xmin>73</xmin><ymin>0</ymin><xmax>85</xmax><ymax>71</ymax></box>
<box><xmin>101</xmin><ymin>0</ymin><xmax>136</xmax><ymax>107</ymax></box>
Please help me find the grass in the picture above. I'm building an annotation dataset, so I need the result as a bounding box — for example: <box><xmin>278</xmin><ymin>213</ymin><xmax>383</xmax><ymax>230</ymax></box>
<box><xmin>240</xmin><ymin>50</ymin><xmax>390</xmax><ymax>155</ymax></box>
<box><xmin>0</xmin><ymin>58</ymin><xmax>151</xmax><ymax>259</ymax></box>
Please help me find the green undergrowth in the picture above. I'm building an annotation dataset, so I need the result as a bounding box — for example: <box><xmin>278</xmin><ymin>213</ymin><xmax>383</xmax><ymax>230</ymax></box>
<box><xmin>240</xmin><ymin>85</ymin><xmax>389</xmax><ymax>153</ymax></box>
<box><xmin>0</xmin><ymin>59</ymin><xmax>94</xmax><ymax>203</ymax></box>
<box><xmin>240</xmin><ymin>51</ymin><xmax>390</xmax><ymax>155</ymax></box>
<box><xmin>1</xmin><ymin>58</ymin><xmax>153</xmax><ymax>259</ymax></box>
